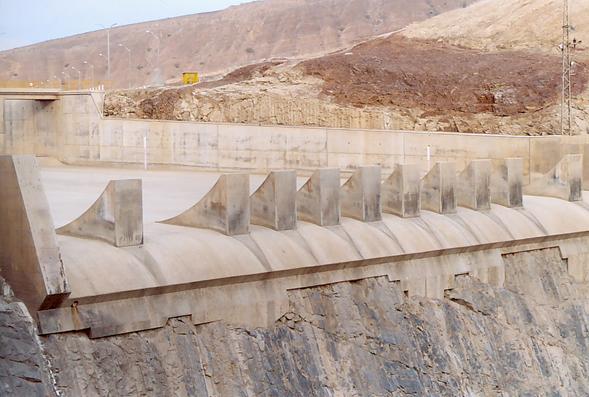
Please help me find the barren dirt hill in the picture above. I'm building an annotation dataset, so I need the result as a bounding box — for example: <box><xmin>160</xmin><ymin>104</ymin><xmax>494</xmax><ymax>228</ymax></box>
<box><xmin>403</xmin><ymin>0</ymin><xmax>589</xmax><ymax>59</ymax></box>
<box><xmin>104</xmin><ymin>0</ymin><xmax>589</xmax><ymax>135</ymax></box>
<box><xmin>106</xmin><ymin>33</ymin><xmax>587</xmax><ymax>134</ymax></box>
<box><xmin>0</xmin><ymin>0</ymin><xmax>479</xmax><ymax>89</ymax></box>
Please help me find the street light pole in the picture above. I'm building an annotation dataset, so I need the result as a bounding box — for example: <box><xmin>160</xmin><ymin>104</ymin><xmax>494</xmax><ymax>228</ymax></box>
<box><xmin>98</xmin><ymin>52</ymin><xmax>105</xmax><ymax>82</ymax></box>
<box><xmin>83</xmin><ymin>61</ymin><xmax>94</xmax><ymax>86</ymax></box>
<box><xmin>83</xmin><ymin>60</ymin><xmax>95</xmax><ymax>87</ymax></box>
<box><xmin>99</xmin><ymin>23</ymin><xmax>118</xmax><ymax>85</ymax></box>
<box><xmin>71</xmin><ymin>66</ymin><xmax>81</xmax><ymax>90</ymax></box>
<box><xmin>61</xmin><ymin>71</ymin><xmax>70</xmax><ymax>89</ymax></box>
<box><xmin>118</xmin><ymin>43</ymin><xmax>132</xmax><ymax>89</ymax></box>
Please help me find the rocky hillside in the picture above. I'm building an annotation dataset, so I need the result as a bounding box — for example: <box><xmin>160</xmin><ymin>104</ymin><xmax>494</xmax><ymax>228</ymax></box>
<box><xmin>104</xmin><ymin>0</ymin><xmax>589</xmax><ymax>135</ymax></box>
<box><xmin>105</xmin><ymin>34</ymin><xmax>588</xmax><ymax>134</ymax></box>
<box><xmin>3</xmin><ymin>248</ymin><xmax>589</xmax><ymax>395</ymax></box>
<box><xmin>0</xmin><ymin>0</ymin><xmax>479</xmax><ymax>89</ymax></box>
<box><xmin>0</xmin><ymin>278</ymin><xmax>56</xmax><ymax>396</ymax></box>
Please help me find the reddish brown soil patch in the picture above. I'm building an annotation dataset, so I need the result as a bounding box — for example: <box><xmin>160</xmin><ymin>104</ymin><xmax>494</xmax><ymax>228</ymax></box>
<box><xmin>137</xmin><ymin>89</ymin><xmax>182</xmax><ymax>119</ymax></box>
<box><xmin>300</xmin><ymin>36</ymin><xmax>586</xmax><ymax>115</ymax></box>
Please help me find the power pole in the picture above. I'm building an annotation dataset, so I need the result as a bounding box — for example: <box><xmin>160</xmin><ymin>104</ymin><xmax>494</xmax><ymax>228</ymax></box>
<box><xmin>561</xmin><ymin>0</ymin><xmax>572</xmax><ymax>135</ymax></box>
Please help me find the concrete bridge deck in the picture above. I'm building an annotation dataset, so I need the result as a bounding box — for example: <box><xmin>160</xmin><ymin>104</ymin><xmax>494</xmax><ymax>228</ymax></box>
<box><xmin>0</xmin><ymin>88</ymin><xmax>63</xmax><ymax>100</ymax></box>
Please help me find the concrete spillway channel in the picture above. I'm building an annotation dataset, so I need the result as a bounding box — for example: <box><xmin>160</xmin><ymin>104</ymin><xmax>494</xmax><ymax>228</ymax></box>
<box><xmin>1</xmin><ymin>154</ymin><xmax>588</xmax><ymax>338</ymax></box>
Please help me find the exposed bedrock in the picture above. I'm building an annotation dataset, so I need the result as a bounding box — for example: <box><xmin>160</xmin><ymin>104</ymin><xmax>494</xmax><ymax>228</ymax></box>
<box><xmin>22</xmin><ymin>247</ymin><xmax>589</xmax><ymax>396</ymax></box>
<box><xmin>0</xmin><ymin>278</ymin><xmax>56</xmax><ymax>396</ymax></box>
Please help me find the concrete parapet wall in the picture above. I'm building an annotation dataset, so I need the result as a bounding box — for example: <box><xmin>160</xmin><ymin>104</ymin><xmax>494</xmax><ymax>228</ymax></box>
<box><xmin>4</xmin><ymin>93</ymin><xmax>589</xmax><ymax>186</ymax></box>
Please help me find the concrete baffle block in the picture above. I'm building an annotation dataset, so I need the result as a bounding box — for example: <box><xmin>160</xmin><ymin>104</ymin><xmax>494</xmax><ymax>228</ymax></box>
<box><xmin>340</xmin><ymin>166</ymin><xmax>382</xmax><ymax>222</ymax></box>
<box><xmin>524</xmin><ymin>154</ymin><xmax>583</xmax><ymax>202</ymax></box>
<box><xmin>491</xmin><ymin>158</ymin><xmax>523</xmax><ymax>208</ymax></box>
<box><xmin>57</xmin><ymin>179</ymin><xmax>143</xmax><ymax>246</ymax></box>
<box><xmin>250</xmin><ymin>170</ymin><xmax>297</xmax><ymax>230</ymax></box>
<box><xmin>382</xmin><ymin>163</ymin><xmax>421</xmax><ymax>218</ymax></box>
<box><xmin>421</xmin><ymin>162</ymin><xmax>456</xmax><ymax>214</ymax></box>
<box><xmin>161</xmin><ymin>174</ymin><xmax>250</xmax><ymax>235</ymax></box>
<box><xmin>297</xmin><ymin>168</ymin><xmax>340</xmax><ymax>226</ymax></box>
<box><xmin>457</xmin><ymin>159</ymin><xmax>491</xmax><ymax>211</ymax></box>
<box><xmin>0</xmin><ymin>155</ymin><xmax>70</xmax><ymax>312</ymax></box>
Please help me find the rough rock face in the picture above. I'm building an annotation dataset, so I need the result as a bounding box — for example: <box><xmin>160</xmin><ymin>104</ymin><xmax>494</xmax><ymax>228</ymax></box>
<box><xmin>105</xmin><ymin>84</ymin><xmax>589</xmax><ymax>135</ymax></box>
<box><xmin>0</xmin><ymin>278</ymin><xmax>56</xmax><ymax>396</ymax></box>
<box><xmin>32</xmin><ymin>248</ymin><xmax>589</xmax><ymax>396</ymax></box>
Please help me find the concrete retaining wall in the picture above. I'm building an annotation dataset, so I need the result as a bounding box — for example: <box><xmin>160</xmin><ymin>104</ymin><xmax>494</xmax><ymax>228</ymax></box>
<box><xmin>2</xmin><ymin>93</ymin><xmax>589</xmax><ymax>183</ymax></box>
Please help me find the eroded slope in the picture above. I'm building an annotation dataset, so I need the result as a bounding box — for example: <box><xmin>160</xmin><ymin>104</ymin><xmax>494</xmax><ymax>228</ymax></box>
<box><xmin>0</xmin><ymin>0</ymin><xmax>480</xmax><ymax>88</ymax></box>
<box><xmin>403</xmin><ymin>0</ymin><xmax>589</xmax><ymax>59</ymax></box>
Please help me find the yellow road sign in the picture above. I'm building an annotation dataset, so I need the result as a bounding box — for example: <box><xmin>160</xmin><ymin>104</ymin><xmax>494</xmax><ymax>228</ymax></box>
<box><xmin>182</xmin><ymin>72</ymin><xmax>199</xmax><ymax>85</ymax></box>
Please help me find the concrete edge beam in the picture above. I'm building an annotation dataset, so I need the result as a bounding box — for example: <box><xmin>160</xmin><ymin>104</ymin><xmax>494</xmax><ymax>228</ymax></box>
<box><xmin>457</xmin><ymin>159</ymin><xmax>491</xmax><ymax>211</ymax></box>
<box><xmin>421</xmin><ymin>161</ymin><xmax>456</xmax><ymax>214</ymax></box>
<box><xmin>524</xmin><ymin>154</ymin><xmax>583</xmax><ymax>202</ymax></box>
<box><xmin>297</xmin><ymin>168</ymin><xmax>340</xmax><ymax>226</ymax></box>
<box><xmin>491</xmin><ymin>158</ymin><xmax>523</xmax><ymax>208</ymax></box>
<box><xmin>0</xmin><ymin>155</ymin><xmax>70</xmax><ymax>312</ymax></box>
<box><xmin>382</xmin><ymin>163</ymin><xmax>421</xmax><ymax>218</ymax></box>
<box><xmin>340</xmin><ymin>165</ymin><xmax>382</xmax><ymax>222</ymax></box>
<box><xmin>161</xmin><ymin>174</ymin><xmax>250</xmax><ymax>235</ymax></box>
<box><xmin>250</xmin><ymin>170</ymin><xmax>297</xmax><ymax>230</ymax></box>
<box><xmin>57</xmin><ymin>179</ymin><xmax>144</xmax><ymax>247</ymax></box>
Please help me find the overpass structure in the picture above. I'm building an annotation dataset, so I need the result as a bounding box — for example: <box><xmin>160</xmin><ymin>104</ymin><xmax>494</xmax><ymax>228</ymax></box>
<box><xmin>0</xmin><ymin>88</ymin><xmax>63</xmax><ymax>101</ymax></box>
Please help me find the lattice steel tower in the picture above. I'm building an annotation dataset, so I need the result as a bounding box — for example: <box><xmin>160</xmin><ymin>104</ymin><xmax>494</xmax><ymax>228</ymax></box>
<box><xmin>562</xmin><ymin>0</ymin><xmax>572</xmax><ymax>135</ymax></box>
